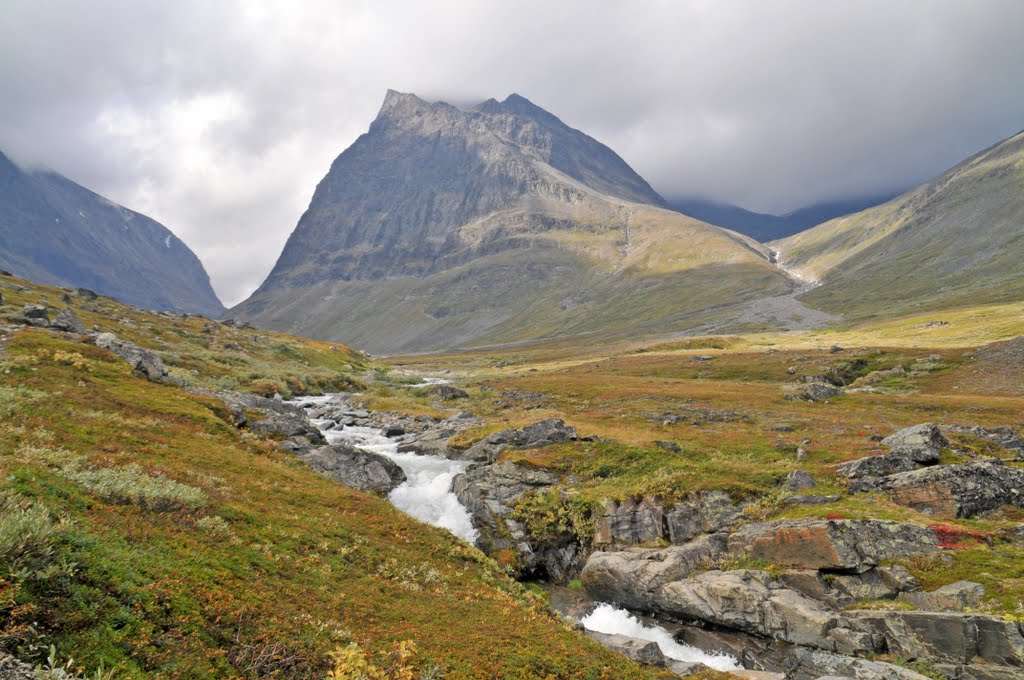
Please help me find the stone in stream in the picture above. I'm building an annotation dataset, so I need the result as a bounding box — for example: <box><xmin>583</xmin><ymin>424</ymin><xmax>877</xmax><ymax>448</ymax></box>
<box><xmin>727</xmin><ymin>519</ymin><xmax>938</xmax><ymax>572</ymax></box>
<box><xmin>297</xmin><ymin>443</ymin><xmax>406</xmax><ymax>493</ymax></box>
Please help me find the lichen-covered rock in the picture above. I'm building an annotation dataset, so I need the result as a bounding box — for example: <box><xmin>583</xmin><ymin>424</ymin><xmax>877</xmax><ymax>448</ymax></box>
<box><xmin>297</xmin><ymin>443</ymin><xmax>406</xmax><ymax>493</ymax></box>
<box><xmin>580</xmin><ymin>535</ymin><xmax>728</xmax><ymax>611</ymax></box>
<box><xmin>883</xmin><ymin>462</ymin><xmax>1024</xmax><ymax>517</ymax></box>
<box><xmin>21</xmin><ymin>303</ymin><xmax>50</xmax><ymax>327</ymax></box>
<box><xmin>783</xmin><ymin>469</ymin><xmax>815</xmax><ymax>491</ymax></box>
<box><xmin>95</xmin><ymin>332</ymin><xmax>168</xmax><ymax>382</ymax></box>
<box><xmin>791</xmin><ymin>381</ymin><xmax>844</xmax><ymax>402</ymax></box>
<box><xmin>427</xmin><ymin>384</ymin><xmax>469</xmax><ymax>400</ymax></box>
<box><xmin>249</xmin><ymin>414</ymin><xmax>325</xmax><ymax>442</ymax></box>
<box><xmin>0</xmin><ymin>653</ymin><xmax>38</xmax><ymax>680</ymax></box>
<box><xmin>728</xmin><ymin>519</ymin><xmax>938</xmax><ymax>572</ymax></box>
<box><xmin>881</xmin><ymin>423</ymin><xmax>948</xmax><ymax>462</ymax></box>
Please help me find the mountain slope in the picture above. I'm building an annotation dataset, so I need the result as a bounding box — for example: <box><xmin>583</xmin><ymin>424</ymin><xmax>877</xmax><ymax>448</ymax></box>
<box><xmin>234</xmin><ymin>91</ymin><xmax>793</xmax><ymax>353</ymax></box>
<box><xmin>669</xmin><ymin>193</ymin><xmax>898</xmax><ymax>242</ymax></box>
<box><xmin>773</xmin><ymin>129</ymin><xmax>1024</xmax><ymax>318</ymax></box>
<box><xmin>0</xmin><ymin>152</ymin><xmax>224</xmax><ymax>317</ymax></box>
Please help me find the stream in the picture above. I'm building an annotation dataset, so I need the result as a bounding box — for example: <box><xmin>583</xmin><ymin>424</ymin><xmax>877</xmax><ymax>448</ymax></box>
<box><xmin>291</xmin><ymin>393</ymin><xmax>741</xmax><ymax>673</ymax></box>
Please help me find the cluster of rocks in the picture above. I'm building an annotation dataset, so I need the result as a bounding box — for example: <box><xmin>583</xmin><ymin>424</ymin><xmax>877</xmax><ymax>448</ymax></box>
<box><xmin>454</xmin><ymin>418</ymin><xmax>579</xmax><ymax>462</ymax></box>
<box><xmin>582</xmin><ymin>518</ymin><xmax>1023</xmax><ymax>679</ymax></box>
<box><xmin>838</xmin><ymin>422</ymin><xmax>1024</xmax><ymax>518</ymax></box>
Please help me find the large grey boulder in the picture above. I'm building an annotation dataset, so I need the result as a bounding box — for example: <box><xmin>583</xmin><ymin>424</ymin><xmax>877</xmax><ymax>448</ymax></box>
<box><xmin>297</xmin><ymin>443</ymin><xmax>406</xmax><ymax>493</ymax></box>
<box><xmin>883</xmin><ymin>461</ymin><xmax>1024</xmax><ymax>517</ymax></box>
<box><xmin>581</xmin><ymin>535</ymin><xmax>728</xmax><ymax>611</ymax></box>
<box><xmin>728</xmin><ymin>519</ymin><xmax>938</xmax><ymax>573</ymax></box>
<box><xmin>785</xmin><ymin>647</ymin><xmax>932</xmax><ymax>680</ymax></box>
<box><xmin>654</xmin><ymin>570</ymin><xmax>879</xmax><ymax>655</ymax></box>
<box><xmin>790</xmin><ymin>382</ymin><xmax>844</xmax><ymax>402</ymax></box>
<box><xmin>95</xmin><ymin>332</ymin><xmax>168</xmax><ymax>382</ymax></box>
<box><xmin>881</xmin><ymin>423</ymin><xmax>949</xmax><ymax>461</ymax></box>
<box><xmin>50</xmin><ymin>307</ymin><xmax>87</xmax><ymax>333</ymax></box>
<box><xmin>458</xmin><ymin>418</ymin><xmax>578</xmax><ymax>463</ymax></box>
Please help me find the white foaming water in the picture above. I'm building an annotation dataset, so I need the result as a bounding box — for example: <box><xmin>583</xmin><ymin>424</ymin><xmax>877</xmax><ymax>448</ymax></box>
<box><xmin>580</xmin><ymin>603</ymin><xmax>740</xmax><ymax>671</ymax></box>
<box><xmin>313</xmin><ymin>419</ymin><xmax>478</xmax><ymax>543</ymax></box>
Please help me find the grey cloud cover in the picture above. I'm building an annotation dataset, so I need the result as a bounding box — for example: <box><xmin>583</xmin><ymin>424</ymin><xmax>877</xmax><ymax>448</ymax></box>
<box><xmin>2</xmin><ymin>0</ymin><xmax>1022</xmax><ymax>305</ymax></box>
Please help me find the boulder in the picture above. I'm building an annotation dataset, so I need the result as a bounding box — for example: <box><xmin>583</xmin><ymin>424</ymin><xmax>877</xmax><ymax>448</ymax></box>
<box><xmin>785</xmin><ymin>647</ymin><xmax>932</xmax><ymax>680</ymax></box>
<box><xmin>581</xmin><ymin>535</ymin><xmax>728</xmax><ymax>611</ymax></box>
<box><xmin>297</xmin><ymin>443</ymin><xmax>406</xmax><ymax>493</ymax></box>
<box><xmin>784</xmin><ymin>470</ymin><xmax>815</xmax><ymax>491</ymax></box>
<box><xmin>592</xmin><ymin>491</ymin><xmax>740</xmax><ymax>547</ymax></box>
<box><xmin>427</xmin><ymin>384</ymin><xmax>469</xmax><ymax>400</ymax></box>
<box><xmin>249</xmin><ymin>414</ymin><xmax>325</xmax><ymax>442</ymax></box>
<box><xmin>883</xmin><ymin>462</ymin><xmax>1024</xmax><ymax>517</ymax></box>
<box><xmin>791</xmin><ymin>382</ymin><xmax>844</xmax><ymax>402</ymax></box>
<box><xmin>901</xmin><ymin>580</ymin><xmax>985</xmax><ymax>612</ymax></box>
<box><xmin>459</xmin><ymin>418</ymin><xmax>578</xmax><ymax>462</ymax></box>
<box><xmin>777</xmin><ymin>565</ymin><xmax>919</xmax><ymax>608</ymax></box>
<box><xmin>21</xmin><ymin>303</ymin><xmax>49</xmax><ymax>326</ymax></box>
<box><xmin>728</xmin><ymin>519</ymin><xmax>938</xmax><ymax>573</ymax></box>
<box><xmin>50</xmin><ymin>307</ymin><xmax>87</xmax><ymax>333</ymax></box>
<box><xmin>95</xmin><ymin>332</ymin><xmax>168</xmax><ymax>382</ymax></box>
<box><xmin>835</xmin><ymin>453</ymin><xmax>920</xmax><ymax>491</ymax></box>
<box><xmin>881</xmin><ymin>423</ymin><xmax>948</xmax><ymax>462</ymax></box>
<box><xmin>75</xmin><ymin>287</ymin><xmax>98</xmax><ymax>300</ymax></box>
<box><xmin>850</xmin><ymin>610</ymin><xmax>1024</xmax><ymax>667</ymax></box>
<box><xmin>654</xmin><ymin>570</ymin><xmax>879</xmax><ymax>654</ymax></box>
<box><xmin>583</xmin><ymin>631</ymin><xmax>665</xmax><ymax>666</ymax></box>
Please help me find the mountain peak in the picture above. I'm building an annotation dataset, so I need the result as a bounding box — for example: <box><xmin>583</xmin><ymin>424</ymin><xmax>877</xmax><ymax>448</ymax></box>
<box><xmin>377</xmin><ymin>89</ymin><xmax>431</xmax><ymax>118</ymax></box>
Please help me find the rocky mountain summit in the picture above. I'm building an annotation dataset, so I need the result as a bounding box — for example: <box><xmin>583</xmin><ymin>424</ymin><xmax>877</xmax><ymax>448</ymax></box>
<box><xmin>233</xmin><ymin>91</ymin><xmax>792</xmax><ymax>353</ymax></box>
<box><xmin>0</xmin><ymin>151</ymin><xmax>224</xmax><ymax>317</ymax></box>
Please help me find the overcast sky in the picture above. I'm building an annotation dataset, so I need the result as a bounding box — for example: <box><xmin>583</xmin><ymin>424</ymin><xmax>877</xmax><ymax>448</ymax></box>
<box><xmin>2</xmin><ymin>1</ymin><xmax>1023</xmax><ymax>306</ymax></box>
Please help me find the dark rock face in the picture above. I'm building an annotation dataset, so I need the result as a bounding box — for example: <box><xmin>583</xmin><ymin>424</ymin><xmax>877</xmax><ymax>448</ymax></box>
<box><xmin>297</xmin><ymin>443</ymin><xmax>406</xmax><ymax>493</ymax></box>
<box><xmin>883</xmin><ymin>462</ymin><xmax>1024</xmax><ymax>517</ymax></box>
<box><xmin>458</xmin><ymin>418</ymin><xmax>578</xmax><ymax>463</ymax></box>
<box><xmin>451</xmin><ymin>461</ymin><xmax>581</xmax><ymax>580</ymax></box>
<box><xmin>95</xmin><ymin>332</ymin><xmax>168</xmax><ymax>382</ymax></box>
<box><xmin>0</xmin><ymin>151</ymin><xmax>223</xmax><ymax>317</ymax></box>
<box><xmin>591</xmin><ymin>491</ymin><xmax>740</xmax><ymax>547</ymax></box>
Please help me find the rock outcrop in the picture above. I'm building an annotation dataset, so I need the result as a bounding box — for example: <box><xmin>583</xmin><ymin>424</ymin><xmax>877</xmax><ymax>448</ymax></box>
<box><xmin>452</xmin><ymin>461</ymin><xmax>582</xmax><ymax>579</ymax></box>
<box><xmin>581</xmin><ymin>535</ymin><xmax>728</xmax><ymax>610</ymax></box>
<box><xmin>458</xmin><ymin>419</ymin><xmax>578</xmax><ymax>463</ymax></box>
<box><xmin>882</xmin><ymin>461</ymin><xmax>1024</xmax><ymax>517</ymax></box>
<box><xmin>591</xmin><ymin>491</ymin><xmax>740</xmax><ymax>547</ymax></box>
<box><xmin>728</xmin><ymin>519</ymin><xmax>938</xmax><ymax>572</ymax></box>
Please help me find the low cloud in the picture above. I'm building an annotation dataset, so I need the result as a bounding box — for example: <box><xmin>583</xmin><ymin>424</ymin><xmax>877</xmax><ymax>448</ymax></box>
<box><xmin>2</xmin><ymin>0</ymin><xmax>1022</xmax><ymax>305</ymax></box>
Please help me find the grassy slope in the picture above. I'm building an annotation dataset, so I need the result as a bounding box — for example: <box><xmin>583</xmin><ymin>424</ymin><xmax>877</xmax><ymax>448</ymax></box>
<box><xmin>773</xmin><ymin>129</ymin><xmax>1024</xmax><ymax>319</ymax></box>
<box><xmin>389</xmin><ymin>304</ymin><xmax>1024</xmax><ymax>615</ymax></box>
<box><xmin>0</xmin><ymin>275</ymin><xmax>655</xmax><ymax>679</ymax></box>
